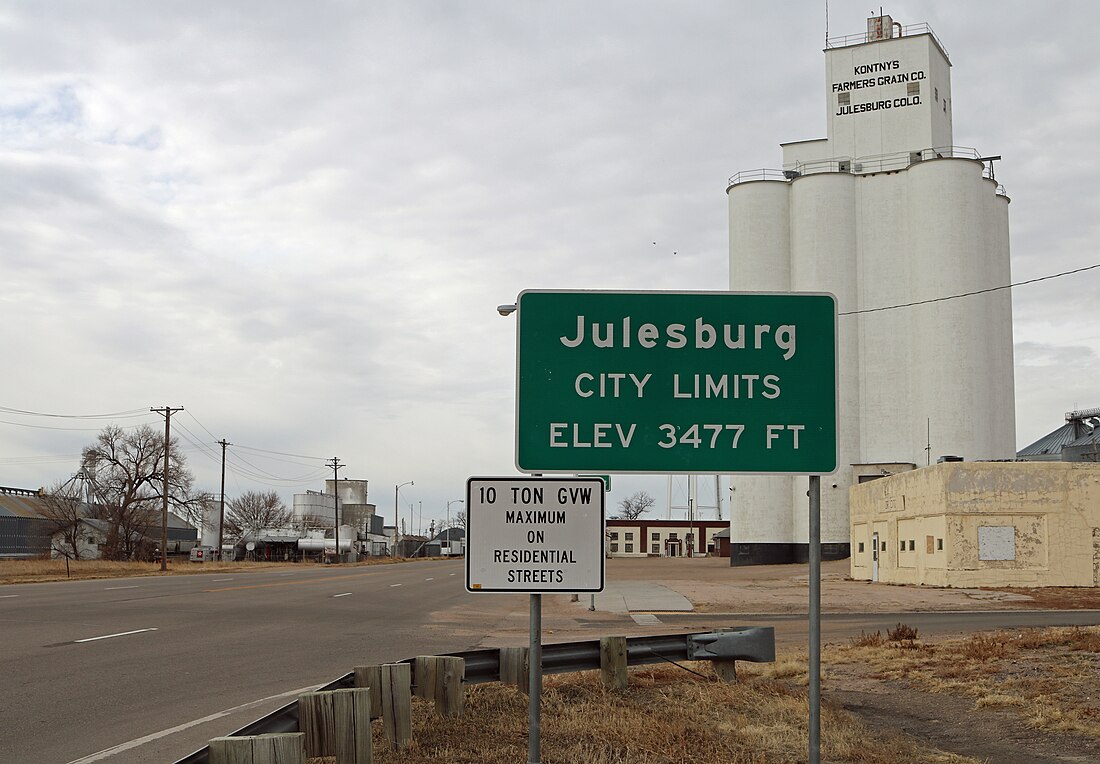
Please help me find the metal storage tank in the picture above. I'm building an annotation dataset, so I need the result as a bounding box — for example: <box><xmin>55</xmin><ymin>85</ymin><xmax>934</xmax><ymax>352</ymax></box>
<box><xmin>789</xmin><ymin>171</ymin><xmax>859</xmax><ymax>557</ymax></box>
<box><xmin>727</xmin><ymin>175</ymin><xmax>796</xmax><ymax>564</ymax></box>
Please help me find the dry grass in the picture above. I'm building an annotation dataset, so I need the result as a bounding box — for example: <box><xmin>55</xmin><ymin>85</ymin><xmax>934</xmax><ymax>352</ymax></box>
<box><xmin>830</xmin><ymin>625</ymin><xmax>1100</xmax><ymax>739</ymax></box>
<box><xmin>341</xmin><ymin>666</ymin><xmax>983</xmax><ymax>764</ymax></box>
<box><xmin>0</xmin><ymin>555</ymin><xmax>411</xmax><ymax>584</ymax></box>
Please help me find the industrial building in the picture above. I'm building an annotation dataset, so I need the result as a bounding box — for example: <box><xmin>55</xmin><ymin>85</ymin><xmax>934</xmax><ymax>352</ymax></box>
<box><xmin>850</xmin><ymin>460</ymin><xmax>1100</xmax><ymax>587</ymax></box>
<box><xmin>726</xmin><ymin>13</ymin><xmax>1015</xmax><ymax>565</ymax></box>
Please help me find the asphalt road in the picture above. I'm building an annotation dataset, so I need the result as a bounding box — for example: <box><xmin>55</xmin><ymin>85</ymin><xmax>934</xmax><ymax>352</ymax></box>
<box><xmin>0</xmin><ymin>559</ymin><xmax>484</xmax><ymax>764</ymax></box>
<box><xmin>4</xmin><ymin>561</ymin><xmax>1100</xmax><ymax>763</ymax></box>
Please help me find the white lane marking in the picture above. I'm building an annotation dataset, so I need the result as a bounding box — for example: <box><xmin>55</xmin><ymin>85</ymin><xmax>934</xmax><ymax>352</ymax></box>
<box><xmin>213</xmin><ymin>578</ymin><xmax>233</xmax><ymax>582</ymax></box>
<box><xmin>64</xmin><ymin>682</ymin><xmax>323</xmax><ymax>763</ymax></box>
<box><xmin>74</xmin><ymin>628</ymin><xmax>157</xmax><ymax>644</ymax></box>
<box><xmin>332</xmin><ymin>592</ymin><xmax>352</xmax><ymax>598</ymax></box>
<box><xmin>0</xmin><ymin>594</ymin><xmax>19</xmax><ymax>598</ymax></box>
<box><xmin>425</xmin><ymin>578</ymin><xmax>434</xmax><ymax>581</ymax></box>
<box><xmin>389</xmin><ymin>583</ymin><xmax>402</xmax><ymax>587</ymax></box>
<box><xmin>103</xmin><ymin>586</ymin><xmax>139</xmax><ymax>590</ymax></box>
<box><xmin>449</xmin><ymin>573</ymin><xmax>456</xmax><ymax>576</ymax></box>
<box><xmin>280</xmin><ymin>572</ymin><xmax>293</xmax><ymax>576</ymax></box>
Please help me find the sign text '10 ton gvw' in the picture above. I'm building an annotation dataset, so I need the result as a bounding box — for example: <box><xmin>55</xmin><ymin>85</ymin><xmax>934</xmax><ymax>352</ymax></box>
<box><xmin>514</xmin><ymin>290</ymin><xmax>837</xmax><ymax>474</ymax></box>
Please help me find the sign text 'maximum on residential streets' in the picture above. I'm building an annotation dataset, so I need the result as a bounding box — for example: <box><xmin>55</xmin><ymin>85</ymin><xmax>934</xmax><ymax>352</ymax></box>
<box><xmin>514</xmin><ymin>290</ymin><xmax>838</xmax><ymax>475</ymax></box>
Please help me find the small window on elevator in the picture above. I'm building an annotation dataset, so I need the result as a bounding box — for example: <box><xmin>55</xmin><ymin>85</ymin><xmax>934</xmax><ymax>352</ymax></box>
<box><xmin>907</xmin><ymin>82</ymin><xmax>920</xmax><ymax>97</ymax></box>
<box><xmin>838</xmin><ymin>92</ymin><xmax>850</xmax><ymax>107</ymax></box>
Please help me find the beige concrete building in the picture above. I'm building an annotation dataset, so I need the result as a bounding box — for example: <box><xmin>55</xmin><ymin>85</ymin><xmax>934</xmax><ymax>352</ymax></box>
<box><xmin>850</xmin><ymin>461</ymin><xmax>1100</xmax><ymax>587</ymax></box>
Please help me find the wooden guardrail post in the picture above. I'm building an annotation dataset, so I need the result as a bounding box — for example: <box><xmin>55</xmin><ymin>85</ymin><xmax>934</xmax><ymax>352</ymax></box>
<box><xmin>600</xmin><ymin>636</ymin><xmax>628</xmax><ymax>690</ymax></box>
<box><xmin>209</xmin><ymin>733</ymin><xmax>305</xmax><ymax>764</ymax></box>
<box><xmin>332</xmin><ymin>688</ymin><xmax>373</xmax><ymax>763</ymax></box>
<box><xmin>382</xmin><ymin>662</ymin><xmax>412</xmax><ymax>750</ymax></box>
<box><xmin>299</xmin><ymin>689</ymin><xmax>372</xmax><ymax>763</ymax></box>
<box><xmin>713</xmin><ymin>659</ymin><xmax>738</xmax><ymax>682</ymax></box>
<box><xmin>353</xmin><ymin>664</ymin><xmax>384</xmax><ymax>720</ymax></box>
<box><xmin>415</xmin><ymin>655</ymin><xmax>465</xmax><ymax>715</ymax></box>
<box><xmin>499</xmin><ymin>646</ymin><xmax>529</xmax><ymax>694</ymax></box>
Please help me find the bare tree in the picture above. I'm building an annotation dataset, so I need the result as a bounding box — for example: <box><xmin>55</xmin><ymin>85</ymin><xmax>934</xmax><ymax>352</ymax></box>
<box><xmin>39</xmin><ymin>480</ymin><xmax>88</xmax><ymax>560</ymax></box>
<box><xmin>81</xmin><ymin>424</ymin><xmax>201</xmax><ymax>560</ymax></box>
<box><xmin>615</xmin><ymin>490</ymin><xmax>656</xmax><ymax>521</ymax></box>
<box><xmin>226</xmin><ymin>490</ymin><xmax>292</xmax><ymax>538</ymax></box>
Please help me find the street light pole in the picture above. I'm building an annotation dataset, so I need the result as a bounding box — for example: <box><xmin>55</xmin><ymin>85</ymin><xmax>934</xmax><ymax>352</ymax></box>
<box><xmin>393</xmin><ymin>480</ymin><xmax>413</xmax><ymax>558</ymax></box>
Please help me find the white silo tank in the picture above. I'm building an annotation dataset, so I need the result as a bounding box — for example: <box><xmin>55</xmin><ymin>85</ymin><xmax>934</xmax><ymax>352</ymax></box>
<box><xmin>789</xmin><ymin>172</ymin><xmax>859</xmax><ymax>552</ymax></box>
<box><xmin>727</xmin><ymin>178</ymin><xmax>795</xmax><ymax>563</ymax></box>
<box><xmin>907</xmin><ymin>158</ymin><xmax>1009</xmax><ymax>462</ymax></box>
<box><xmin>851</xmin><ymin>171</ymin><xmax>917</xmax><ymax>462</ymax></box>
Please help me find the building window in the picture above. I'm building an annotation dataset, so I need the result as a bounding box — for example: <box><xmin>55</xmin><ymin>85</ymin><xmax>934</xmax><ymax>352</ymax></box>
<box><xmin>625</xmin><ymin>544</ymin><xmax>634</xmax><ymax>553</ymax></box>
<box><xmin>908</xmin><ymin>82</ymin><xmax>920</xmax><ymax>97</ymax></box>
<box><xmin>610</xmin><ymin>532</ymin><xmax>618</xmax><ymax>540</ymax></box>
<box><xmin>934</xmin><ymin>86</ymin><xmax>939</xmax><ymax>102</ymax></box>
<box><xmin>858</xmin><ymin>542</ymin><xmax>865</xmax><ymax>553</ymax></box>
<box><xmin>838</xmin><ymin>92</ymin><xmax>850</xmax><ymax>106</ymax></box>
<box><xmin>652</xmin><ymin>532</ymin><xmax>660</xmax><ymax>541</ymax></box>
<box><xmin>900</xmin><ymin>541</ymin><xmax>905</xmax><ymax>552</ymax></box>
<box><xmin>881</xmin><ymin>542</ymin><xmax>887</xmax><ymax>552</ymax></box>
<box><xmin>908</xmin><ymin>540</ymin><xmax>916</xmax><ymax>551</ymax></box>
<box><xmin>610</xmin><ymin>543</ymin><xmax>619</xmax><ymax>553</ymax></box>
<box><xmin>625</xmin><ymin>532</ymin><xmax>633</xmax><ymax>541</ymax></box>
<box><xmin>668</xmin><ymin>533</ymin><xmax>678</xmax><ymax>539</ymax></box>
<box><xmin>937</xmin><ymin>538</ymin><xmax>944</xmax><ymax>551</ymax></box>
<box><xmin>651</xmin><ymin>544</ymin><xmax>660</xmax><ymax>554</ymax></box>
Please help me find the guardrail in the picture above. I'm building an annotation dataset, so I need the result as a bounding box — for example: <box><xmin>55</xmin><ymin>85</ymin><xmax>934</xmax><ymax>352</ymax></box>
<box><xmin>175</xmin><ymin>627</ymin><xmax>774</xmax><ymax>764</ymax></box>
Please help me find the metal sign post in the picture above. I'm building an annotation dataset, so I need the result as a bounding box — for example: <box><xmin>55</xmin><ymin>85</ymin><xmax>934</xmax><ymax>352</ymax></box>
<box><xmin>808</xmin><ymin>475</ymin><xmax>821</xmax><ymax>764</ymax></box>
<box><xmin>528</xmin><ymin>592</ymin><xmax>542</xmax><ymax>764</ymax></box>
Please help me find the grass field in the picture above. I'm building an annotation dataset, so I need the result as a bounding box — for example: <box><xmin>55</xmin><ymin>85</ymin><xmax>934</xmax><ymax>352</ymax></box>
<box><xmin>352</xmin><ymin>625</ymin><xmax>1100</xmax><ymax>763</ymax></box>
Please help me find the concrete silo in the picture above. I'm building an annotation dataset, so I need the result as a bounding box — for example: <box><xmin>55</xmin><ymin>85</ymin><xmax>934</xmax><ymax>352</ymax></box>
<box><xmin>726</xmin><ymin>14</ymin><xmax>1015</xmax><ymax>564</ymax></box>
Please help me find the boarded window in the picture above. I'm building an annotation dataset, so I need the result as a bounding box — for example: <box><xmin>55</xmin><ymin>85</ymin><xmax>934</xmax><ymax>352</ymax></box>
<box><xmin>978</xmin><ymin>526</ymin><xmax>1016</xmax><ymax>561</ymax></box>
<box><xmin>610</xmin><ymin>532</ymin><xmax>618</xmax><ymax>540</ymax></box>
<box><xmin>651</xmin><ymin>544</ymin><xmax>660</xmax><ymax>554</ymax></box>
<box><xmin>610</xmin><ymin>543</ymin><xmax>619</xmax><ymax>553</ymax></box>
<box><xmin>625</xmin><ymin>544</ymin><xmax>634</xmax><ymax>553</ymax></box>
<box><xmin>926</xmin><ymin>536</ymin><xmax>935</xmax><ymax>554</ymax></box>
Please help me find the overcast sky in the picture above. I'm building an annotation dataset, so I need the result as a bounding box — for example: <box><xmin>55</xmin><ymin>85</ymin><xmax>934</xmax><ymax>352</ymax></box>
<box><xmin>2</xmin><ymin>1</ymin><xmax>1097</xmax><ymax>531</ymax></box>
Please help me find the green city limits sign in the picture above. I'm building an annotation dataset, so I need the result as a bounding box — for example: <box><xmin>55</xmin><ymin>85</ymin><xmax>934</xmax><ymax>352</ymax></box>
<box><xmin>515</xmin><ymin>290</ymin><xmax>837</xmax><ymax>475</ymax></box>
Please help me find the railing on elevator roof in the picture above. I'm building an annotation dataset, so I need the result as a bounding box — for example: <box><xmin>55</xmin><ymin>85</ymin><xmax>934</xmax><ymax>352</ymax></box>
<box><xmin>727</xmin><ymin>147</ymin><xmax>1007</xmax><ymax>197</ymax></box>
<box><xmin>825</xmin><ymin>22</ymin><xmax>949</xmax><ymax>63</ymax></box>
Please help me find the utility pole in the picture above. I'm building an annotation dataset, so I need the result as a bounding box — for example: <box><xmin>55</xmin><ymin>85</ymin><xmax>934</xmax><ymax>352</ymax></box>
<box><xmin>327</xmin><ymin>457</ymin><xmax>345</xmax><ymax>563</ymax></box>
<box><xmin>217</xmin><ymin>439</ymin><xmax>229</xmax><ymax>560</ymax></box>
<box><xmin>151</xmin><ymin>406</ymin><xmax>183</xmax><ymax>572</ymax></box>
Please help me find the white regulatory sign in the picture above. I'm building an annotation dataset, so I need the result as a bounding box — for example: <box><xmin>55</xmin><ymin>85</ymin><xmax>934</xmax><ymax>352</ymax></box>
<box><xmin>465</xmin><ymin>476</ymin><xmax>605</xmax><ymax>593</ymax></box>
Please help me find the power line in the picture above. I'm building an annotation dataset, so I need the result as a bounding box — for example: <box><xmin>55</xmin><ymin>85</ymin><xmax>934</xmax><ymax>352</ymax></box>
<box><xmin>0</xmin><ymin>418</ymin><xmax>152</xmax><ymax>432</ymax></box>
<box><xmin>840</xmin><ymin>262</ymin><xmax>1100</xmax><ymax>316</ymax></box>
<box><xmin>0</xmin><ymin>405</ymin><xmax>150</xmax><ymax>419</ymax></box>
